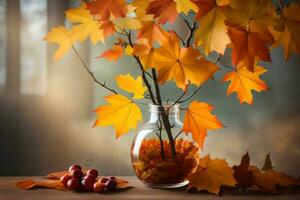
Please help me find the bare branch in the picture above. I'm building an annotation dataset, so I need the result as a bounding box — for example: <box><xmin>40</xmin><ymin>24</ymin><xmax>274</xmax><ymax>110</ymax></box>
<box><xmin>178</xmin><ymin>86</ymin><xmax>201</xmax><ymax>104</ymax></box>
<box><xmin>72</xmin><ymin>46</ymin><xmax>118</xmax><ymax>94</ymax></box>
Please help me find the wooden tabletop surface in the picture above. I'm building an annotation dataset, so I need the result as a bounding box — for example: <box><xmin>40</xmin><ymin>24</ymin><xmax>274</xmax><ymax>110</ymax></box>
<box><xmin>1</xmin><ymin>176</ymin><xmax>300</xmax><ymax>200</ymax></box>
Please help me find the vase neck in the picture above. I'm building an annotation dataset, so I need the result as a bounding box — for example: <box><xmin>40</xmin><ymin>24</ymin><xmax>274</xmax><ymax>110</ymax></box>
<box><xmin>148</xmin><ymin>103</ymin><xmax>181</xmax><ymax>124</ymax></box>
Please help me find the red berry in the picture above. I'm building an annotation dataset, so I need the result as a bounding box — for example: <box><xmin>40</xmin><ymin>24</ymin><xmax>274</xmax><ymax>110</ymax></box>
<box><xmin>87</xmin><ymin>169</ymin><xmax>98</xmax><ymax>178</ymax></box>
<box><xmin>105</xmin><ymin>179</ymin><xmax>117</xmax><ymax>191</ymax></box>
<box><xmin>71</xmin><ymin>169</ymin><xmax>83</xmax><ymax>179</ymax></box>
<box><xmin>83</xmin><ymin>174</ymin><xmax>96</xmax><ymax>181</ymax></box>
<box><xmin>99</xmin><ymin>178</ymin><xmax>108</xmax><ymax>183</ymax></box>
<box><xmin>67</xmin><ymin>178</ymin><xmax>81</xmax><ymax>191</ymax></box>
<box><xmin>81</xmin><ymin>178</ymin><xmax>95</xmax><ymax>191</ymax></box>
<box><xmin>69</xmin><ymin>165</ymin><xmax>82</xmax><ymax>172</ymax></box>
<box><xmin>93</xmin><ymin>182</ymin><xmax>105</xmax><ymax>193</ymax></box>
<box><xmin>60</xmin><ymin>174</ymin><xmax>72</xmax><ymax>187</ymax></box>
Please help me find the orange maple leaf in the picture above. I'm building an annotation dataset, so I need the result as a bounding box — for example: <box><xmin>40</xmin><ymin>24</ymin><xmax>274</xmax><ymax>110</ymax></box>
<box><xmin>182</xmin><ymin>101</ymin><xmax>223</xmax><ymax>148</ymax></box>
<box><xmin>228</xmin><ymin>27</ymin><xmax>271</xmax><ymax>72</ymax></box>
<box><xmin>100</xmin><ymin>21</ymin><xmax>116</xmax><ymax>39</ymax></box>
<box><xmin>270</xmin><ymin>3</ymin><xmax>300</xmax><ymax>60</ymax></box>
<box><xmin>138</xmin><ymin>21</ymin><xmax>169</xmax><ymax>45</ymax></box>
<box><xmin>192</xmin><ymin>0</ymin><xmax>229</xmax><ymax>20</ymax></box>
<box><xmin>153</xmin><ymin>32</ymin><xmax>219</xmax><ymax>90</ymax></box>
<box><xmin>146</xmin><ymin>0</ymin><xmax>178</xmax><ymax>24</ymax></box>
<box><xmin>187</xmin><ymin>155</ymin><xmax>236</xmax><ymax>194</ymax></box>
<box><xmin>97</xmin><ymin>45</ymin><xmax>123</xmax><ymax>62</ymax></box>
<box><xmin>223</xmin><ymin>64</ymin><xmax>268</xmax><ymax>105</ymax></box>
<box><xmin>87</xmin><ymin>0</ymin><xmax>127</xmax><ymax>21</ymax></box>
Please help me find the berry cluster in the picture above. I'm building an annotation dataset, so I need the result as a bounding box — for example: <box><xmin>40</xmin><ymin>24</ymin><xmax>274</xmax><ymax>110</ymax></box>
<box><xmin>60</xmin><ymin>165</ymin><xmax>117</xmax><ymax>192</ymax></box>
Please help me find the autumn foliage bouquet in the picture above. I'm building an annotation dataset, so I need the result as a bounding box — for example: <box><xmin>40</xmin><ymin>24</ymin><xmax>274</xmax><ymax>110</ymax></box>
<box><xmin>45</xmin><ymin>0</ymin><xmax>300</xmax><ymax>194</ymax></box>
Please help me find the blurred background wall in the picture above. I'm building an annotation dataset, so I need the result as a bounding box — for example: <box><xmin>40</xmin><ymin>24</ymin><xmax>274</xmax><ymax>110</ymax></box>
<box><xmin>0</xmin><ymin>0</ymin><xmax>299</xmax><ymax>176</ymax></box>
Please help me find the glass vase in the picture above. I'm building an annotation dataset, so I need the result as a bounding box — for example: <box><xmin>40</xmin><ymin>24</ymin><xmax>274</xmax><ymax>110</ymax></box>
<box><xmin>131</xmin><ymin>103</ymin><xmax>200</xmax><ymax>188</ymax></box>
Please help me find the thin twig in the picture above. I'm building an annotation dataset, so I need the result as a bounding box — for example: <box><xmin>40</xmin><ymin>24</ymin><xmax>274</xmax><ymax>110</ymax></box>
<box><xmin>174</xmin><ymin>130</ymin><xmax>183</xmax><ymax>141</ymax></box>
<box><xmin>127</xmin><ymin>31</ymin><xmax>157</xmax><ymax>104</ymax></box>
<box><xmin>185</xmin><ymin>21</ymin><xmax>197</xmax><ymax>47</ymax></box>
<box><xmin>72</xmin><ymin>46</ymin><xmax>118</xmax><ymax>94</ymax></box>
<box><xmin>178</xmin><ymin>86</ymin><xmax>201</xmax><ymax>104</ymax></box>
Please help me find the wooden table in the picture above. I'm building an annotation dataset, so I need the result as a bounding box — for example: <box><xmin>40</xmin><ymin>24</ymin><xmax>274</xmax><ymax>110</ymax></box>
<box><xmin>1</xmin><ymin>177</ymin><xmax>300</xmax><ymax>200</ymax></box>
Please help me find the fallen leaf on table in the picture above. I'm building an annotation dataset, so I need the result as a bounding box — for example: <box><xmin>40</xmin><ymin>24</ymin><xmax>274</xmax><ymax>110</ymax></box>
<box><xmin>251</xmin><ymin>154</ymin><xmax>300</xmax><ymax>193</ymax></box>
<box><xmin>16</xmin><ymin>179</ymin><xmax>66</xmax><ymax>191</ymax></box>
<box><xmin>232</xmin><ymin>152</ymin><xmax>255</xmax><ymax>190</ymax></box>
<box><xmin>46</xmin><ymin>171</ymin><xmax>69</xmax><ymax>180</ymax></box>
<box><xmin>187</xmin><ymin>154</ymin><xmax>236</xmax><ymax>195</ymax></box>
<box><xmin>115</xmin><ymin>178</ymin><xmax>132</xmax><ymax>189</ymax></box>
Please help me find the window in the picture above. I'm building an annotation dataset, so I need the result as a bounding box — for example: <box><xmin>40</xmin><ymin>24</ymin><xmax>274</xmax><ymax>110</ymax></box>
<box><xmin>0</xmin><ymin>0</ymin><xmax>6</xmax><ymax>90</ymax></box>
<box><xmin>20</xmin><ymin>0</ymin><xmax>47</xmax><ymax>95</ymax></box>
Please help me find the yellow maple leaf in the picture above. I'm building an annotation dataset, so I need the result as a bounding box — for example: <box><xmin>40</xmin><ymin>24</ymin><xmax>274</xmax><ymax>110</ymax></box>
<box><xmin>195</xmin><ymin>3</ymin><xmax>230</xmax><ymax>55</ymax></box>
<box><xmin>94</xmin><ymin>94</ymin><xmax>142</xmax><ymax>138</ymax></box>
<box><xmin>153</xmin><ymin>32</ymin><xmax>219</xmax><ymax>90</ymax></box>
<box><xmin>223</xmin><ymin>64</ymin><xmax>268</xmax><ymax>105</ymax></box>
<box><xmin>131</xmin><ymin>0</ymin><xmax>154</xmax><ymax>21</ymax></box>
<box><xmin>174</xmin><ymin>0</ymin><xmax>198</xmax><ymax>15</ymax></box>
<box><xmin>114</xmin><ymin>17</ymin><xmax>142</xmax><ymax>30</ymax></box>
<box><xmin>116</xmin><ymin>74</ymin><xmax>147</xmax><ymax>99</ymax></box>
<box><xmin>182</xmin><ymin>101</ymin><xmax>223</xmax><ymax>148</ymax></box>
<box><xmin>271</xmin><ymin>3</ymin><xmax>300</xmax><ymax>60</ymax></box>
<box><xmin>43</xmin><ymin>26</ymin><xmax>72</xmax><ymax>60</ymax></box>
<box><xmin>66</xmin><ymin>4</ymin><xmax>104</xmax><ymax>44</ymax></box>
<box><xmin>188</xmin><ymin>155</ymin><xmax>237</xmax><ymax>194</ymax></box>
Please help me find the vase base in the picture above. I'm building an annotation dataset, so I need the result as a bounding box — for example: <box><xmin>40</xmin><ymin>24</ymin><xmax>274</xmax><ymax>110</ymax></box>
<box><xmin>143</xmin><ymin>180</ymin><xmax>189</xmax><ymax>189</ymax></box>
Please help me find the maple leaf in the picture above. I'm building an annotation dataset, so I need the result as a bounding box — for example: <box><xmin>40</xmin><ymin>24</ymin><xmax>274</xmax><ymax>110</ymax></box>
<box><xmin>191</xmin><ymin>0</ymin><xmax>228</xmax><ymax>20</ymax></box>
<box><xmin>194</xmin><ymin>1</ymin><xmax>230</xmax><ymax>55</ymax></box>
<box><xmin>86</xmin><ymin>0</ymin><xmax>127</xmax><ymax>21</ymax></box>
<box><xmin>232</xmin><ymin>152</ymin><xmax>255</xmax><ymax>189</ymax></box>
<box><xmin>174</xmin><ymin>0</ymin><xmax>198</xmax><ymax>15</ymax></box>
<box><xmin>222</xmin><ymin>0</ymin><xmax>278</xmax><ymax>42</ymax></box>
<box><xmin>116</xmin><ymin>74</ymin><xmax>147</xmax><ymax>99</ymax></box>
<box><xmin>17</xmin><ymin>179</ymin><xmax>66</xmax><ymax>191</ymax></box>
<box><xmin>94</xmin><ymin>94</ymin><xmax>142</xmax><ymax>138</ymax></box>
<box><xmin>132</xmin><ymin>41</ymin><xmax>156</xmax><ymax>70</ymax></box>
<box><xmin>271</xmin><ymin>3</ymin><xmax>300</xmax><ymax>60</ymax></box>
<box><xmin>100</xmin><ymin>21</ymin><xmax>116</xmax><ymax>39</ymax></box>
<box><xmin>138</xmin><ymin>21</ymin><xmax>169</xmax><ymax>45</ymax></box>
<box><xmin>223</xmin><ymin>64</ymin><xmax>268</xmax><ymax>105</ymax></box>
<box><xmin>182</xmin><ymin>101</ymin><xmax>223</xmax><ymax>148</ymax></box>
<box><xmin>251</xmin><ymin>154</ymin><xmax>300</xmax><ymax>193</ymax></box>
<box><xmin>187</xmin><ymin>155</ymin><xmax>237</xmax><ymax>194</ymax></box>
<box><xmin>153</xmin><ymin>32</ymin><xmax>219</xmax><ymax>90</ymax></box>
<box><xmin>131</xmin><ymin>0</ymin><xmax>154</xmax><ymax>21</ymax></box>
<box><xmin>114</xmin><ymin>17</ymin><xmax>142</xmax><ymax>30</ymax></box>
<box><xmin>228</xmin><ymin>27</ymin><xmax>271</xmax><ymax>72</ymax></box>
<box><xmin>97</xmin><ymin>45</ymin><xmax>123</xmax><ymax>62</ymax></box>
<box><xmin>66</xmin><ymin>4</ymin><xmax>104</xmax><ymax>44</ymax></box>
<box><xmin>146</xmin><ymin>0</ymin><xmax>178</xmax><ymax>24</ymax></box>
<box><xmin>44</xmin><ymin>26</ymin><xmax>72</xmax><ymax>60</ymax></box>
<box><xmin>262</xmin><ymin>153</ymin><xmax>273</xmax><ymax>171</ymax></box>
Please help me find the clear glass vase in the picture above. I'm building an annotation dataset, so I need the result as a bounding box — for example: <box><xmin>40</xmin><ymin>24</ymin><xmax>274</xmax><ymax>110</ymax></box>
<box><xmin>131</xmin><ymin>103</ymin><xmax>200</xmax><ymax>188</ymax></box>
